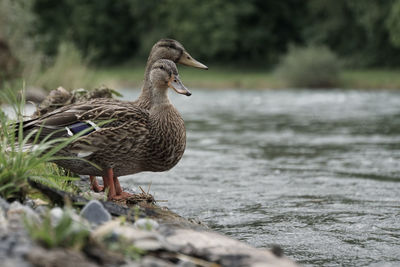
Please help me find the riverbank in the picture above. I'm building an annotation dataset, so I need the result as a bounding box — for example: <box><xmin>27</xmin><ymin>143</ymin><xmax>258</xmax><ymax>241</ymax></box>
<box><xmin>91</xmin><ymin>66</ymin><xmax>400</xmax><ymax>90</ymax></box>
<box><xmin>0</xmin><ymin>177</ymin><xmax>297</xmax><ymax>267</ymax></box>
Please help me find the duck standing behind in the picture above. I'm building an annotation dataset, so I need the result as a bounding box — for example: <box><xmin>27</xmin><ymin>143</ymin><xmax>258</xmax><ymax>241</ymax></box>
<box><xmin>33</xmin><ymin>39</ymin><xmax>207</xmax><ymax>117</ymax></box>
<box><xmin>134</xmin><ymin>38</ymin><xmax>207</xmax><ymax>109</ymax></box>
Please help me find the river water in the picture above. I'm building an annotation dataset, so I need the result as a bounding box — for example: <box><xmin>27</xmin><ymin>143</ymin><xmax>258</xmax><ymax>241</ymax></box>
<box><xmin>120</xmin><ymin>88</ymin><xmax>400</xmax><ymax>266</ymax></box>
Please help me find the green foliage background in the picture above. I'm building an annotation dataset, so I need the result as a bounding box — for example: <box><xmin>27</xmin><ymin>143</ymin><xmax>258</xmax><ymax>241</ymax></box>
<box><xmin>21</xmin><ymin>0</ymin><xmax>400</xmax><ymax>67</ymax></box>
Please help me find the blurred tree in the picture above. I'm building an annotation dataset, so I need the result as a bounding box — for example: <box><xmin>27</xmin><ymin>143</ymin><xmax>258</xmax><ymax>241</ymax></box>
<box><xmin>30</xmin><ymin>0</ymin><xmax>400</xmax><ymax>67</ymax></box>
<box><xmin>235</xmin><ymin>0</ymin><xmax>305</xmax><ymax>66</ymax></box>
<box><xmin>158</xmin><ymin>0</ymin><xmax>241</xmax><ymax>62</ymax></box>
<box><xmin>386</xmin><ymin>0</ymin><xmax>400</xmax><ymax>48</ymax></box>
<box><xmin>132</xmin><ymin>0</ymin><xmax>305</xmax><ymax>66</ymax></box>
<box><xmin>31</xmin><ymin>0</ymin><xmax>71</xmax><ymax>56</ymax></box>
<box><xmin>32</xmin><ymin>0</ymin><xmax>305</xmax><ymax>66</ymax></box>
<box><xmin>33</xmin><ymin>0</ymin><xmax>138</xmax><ymax>64</ymax></box>
<box><xmin>304</xmin><ymin>0</ymin><xmax>400</xmax><ymax>67</ymax></box>
<box><xmin>67</xmin><ymin>0</ymin><xmax>138</xmax><ymax>63</ymax></box>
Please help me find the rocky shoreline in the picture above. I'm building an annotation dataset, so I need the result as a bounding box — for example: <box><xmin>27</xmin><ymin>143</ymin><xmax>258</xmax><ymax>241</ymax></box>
<box><xmin>0</xmin><ymin>177</ymin><xmax>297</xmax><ymax>267</ymax></box>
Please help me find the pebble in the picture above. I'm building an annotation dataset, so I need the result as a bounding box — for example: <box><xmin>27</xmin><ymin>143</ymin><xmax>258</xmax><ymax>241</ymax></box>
<box><xmin>140</xmin><ymin>256</ymin><xmax>175</xmax><ymax>267</ymax></box>
<box><xmin>49</xmin><ymin>207</ymin><xmax>84</xmax><ymax>228</ymax></box>
<box><xmin>24</xmin><ymin>199</ymin><xmax>35</xmax><ymax>209</ymax></box>
<box><xmin>0</xmin><ymin>197</ymin><xmax>10</xmax><ymax>213</ymax></box>
<box><xmin>34</xmin><ymin>205</ymin><xmax>49</xmax><ymax>216</ymax></box>
<box><xmin>80</xmin><ymin>200</ymin><xmax>111</xmax><ymax>225</ymax></box>
<box><xmin>50</xmin><ymin>207</ymin><xmax>64</xmax><ymax>226</ymax></box>
<box><xmin>0</xmin><ymin>207</ymin><xmax>8</xmax><ymax>233</ymax></box>
<box><xmin>7</xmin><ymin>201</ymin><xmax>40</xmax><ymax>231</ymax></box>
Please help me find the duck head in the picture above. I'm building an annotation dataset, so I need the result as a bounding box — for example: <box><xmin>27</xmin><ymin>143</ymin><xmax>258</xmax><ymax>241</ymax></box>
<box><xmin>150</xmin><ymin>39</ymin><xmax>208</xmax><ymax>70</ymax></box>
<box><xmin>150</xmin><ymin>59</ymin><xmax>191</xmax><ymax>97</ymax></box>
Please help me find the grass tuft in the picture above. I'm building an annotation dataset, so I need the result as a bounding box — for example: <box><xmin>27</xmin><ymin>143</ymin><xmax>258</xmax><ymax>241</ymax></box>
<box><xmin>24</xmin><ymin>207</ymin><xmax>90</xmax><ymax>249</ymax></box>
<box><xmin>0</xmin><ymin>86</ymin><xmax>95</xmax><ymax>201</ymax></box>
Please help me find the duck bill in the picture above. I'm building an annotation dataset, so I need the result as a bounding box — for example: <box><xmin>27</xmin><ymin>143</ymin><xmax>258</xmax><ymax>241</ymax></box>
<box><xmin>168</xmin><ymin>75</ymin><xmax>192</xmax><ymax>96</ymax></box>
<box><xmin>178</xmin><ymin>51</ymin><xmax>208</xmax><ymax>70</ymax></box>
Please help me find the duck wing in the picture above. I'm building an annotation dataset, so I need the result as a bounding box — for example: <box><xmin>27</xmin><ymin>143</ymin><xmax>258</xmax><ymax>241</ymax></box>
<box><xmin>22</xmin><ymin>99</ymin><xmax>149</xmax><ymax>142</ymax></box>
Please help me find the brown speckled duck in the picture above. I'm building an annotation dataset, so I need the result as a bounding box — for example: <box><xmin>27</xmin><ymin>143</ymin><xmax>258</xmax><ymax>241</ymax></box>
<box><xmin>22</xmin><ymin>59</ymin><xmax>191</xmax><ymax>200</ymax></box>
<box><xmin>34</xmin><ymin>39</ymin><xmax>207</xmax><ymax>116</ymax></box>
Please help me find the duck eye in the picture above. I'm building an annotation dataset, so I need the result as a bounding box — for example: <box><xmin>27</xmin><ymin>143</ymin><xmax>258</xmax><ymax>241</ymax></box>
<box><xmin>187</xmin><ymin>56</ymin><xmax>190</xmax><ymax>59</ymax></box>
<box><xmin>174</xmin><ymin>79</ymin><xmax>177</xmax><ymax>82</ymax></box>
<box><xmin>160</xmin><ymin>66</ymin><xmax>164</xmax><ymax>70</ymax></box>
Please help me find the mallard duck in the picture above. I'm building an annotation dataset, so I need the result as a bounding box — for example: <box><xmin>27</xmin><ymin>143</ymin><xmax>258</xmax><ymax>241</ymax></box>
<box><xmin>34</xmin><ymin>39</ymin><xmax>207</xmax><ymax>116</ymax></box>
<box><xmin>134</xmin><ymin>38</ymin><xmax>207</xmax><ymax>109</ymax></box>
<box><xmin>22</xmin><ymin>59</ymin><xmax>191</xmax><ymax>200</ymax></box>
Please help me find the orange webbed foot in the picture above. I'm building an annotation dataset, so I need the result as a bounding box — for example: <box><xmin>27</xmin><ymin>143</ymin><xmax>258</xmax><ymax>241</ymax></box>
<box><xmin>110</xmin><ymin>191</ymin><xmax>134</xmax><ymax>201</ymax></box>
<box><xmin>90</xmin><ymin>176</ymin><xmax>105</xmax><ymax>192</ymax></box>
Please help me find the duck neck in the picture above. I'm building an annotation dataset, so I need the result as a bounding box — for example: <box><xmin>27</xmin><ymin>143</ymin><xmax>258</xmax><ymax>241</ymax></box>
<box><xmin>137</xmin><ymin>53</ymin><xmax>163</xmax><ymax>108</ymax></box>
<box><xmin>151</xmin><ymin>87</ymin><xmax>170</xmax><ymax>107</ymax></box>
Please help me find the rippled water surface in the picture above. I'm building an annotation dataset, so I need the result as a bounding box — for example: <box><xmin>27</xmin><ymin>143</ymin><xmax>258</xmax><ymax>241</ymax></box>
<box><xmin>120</xmin><ymin>89</ymin><xmax>400</xmax><ymax>266</ymax></box>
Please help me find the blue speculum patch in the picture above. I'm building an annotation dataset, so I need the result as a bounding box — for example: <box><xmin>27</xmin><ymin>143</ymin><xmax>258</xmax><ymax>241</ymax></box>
<box><xmin>68</xmin><ymin>122</ymin><xmax>95</xmax><ymax>135</ymax></box>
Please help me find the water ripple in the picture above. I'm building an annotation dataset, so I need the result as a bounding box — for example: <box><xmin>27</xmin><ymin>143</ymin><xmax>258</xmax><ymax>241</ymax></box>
<box><xmin>121</xmin><ymin>89</ymin><xmax>400</xmax><ymax>266</ymax></box>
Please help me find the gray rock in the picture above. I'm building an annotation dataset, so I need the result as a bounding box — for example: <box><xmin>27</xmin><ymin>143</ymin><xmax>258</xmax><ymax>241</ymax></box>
<box><xmin>80</xmin><ymin>200</ymin><xmax>111</xmax><ymax>225</ymax></box>
<box><xmin>27</xmin><ymin>247</ymin><xmax>98</xmax><ymax>267</ymax></box>
<box><xmin>0</xmin><ymin>197</ymin><xmax>10</xmax><ymax>213</ymax></box>
<box><xmin>134</xmin><ymin>238</ymin><xmax>163</xmax><ymax>251</ymax></box>
<box><xmin>2</xmin><ymin>257</ymin><xmax>32</xmax><ymax>267</ymax></box>
<box><xmin>12</xmin><ymin>242</ymin><xmax>32</xmax><ymax>257</ymax></box>
<box><xmin>34</xmin><ymin>205</ymin><xmax>49</xmax><ymax>216</ymax></box>
<box><xmin>0</xmin><ymin>207</ymin><xmax>8</xmax><ymax>233</ymax></box>
<box><xmin>164</xmin><ymin>229</ymin><xmax>298</xmax><ymax>267</ymax></box>
<box><xmin>114</xmin><ymin>226</ymin><xmax>157</xmax><ymax>242</ymax></box>
<box><xmin>0</xmin><ymin>231</ymin><xmax>33</xmax><ymax>259</ymax></box>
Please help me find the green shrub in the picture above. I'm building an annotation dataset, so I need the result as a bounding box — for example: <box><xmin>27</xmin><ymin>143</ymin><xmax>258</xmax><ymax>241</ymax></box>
<box><xmin>276</xmin><ymin>45</ymin><xmax>342</xmax><ymax>88</ymax></box>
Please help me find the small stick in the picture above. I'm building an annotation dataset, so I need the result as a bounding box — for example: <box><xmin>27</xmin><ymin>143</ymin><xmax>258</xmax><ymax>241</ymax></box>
<box><xmin>147</xmin><ymin>181</ymin><xmax>152</xmax><ymax>194</ymax></box>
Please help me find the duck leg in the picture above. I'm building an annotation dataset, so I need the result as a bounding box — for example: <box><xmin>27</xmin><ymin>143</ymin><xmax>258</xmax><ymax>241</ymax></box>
<box><xmin>89</xmin><ymin>176</ymin><xmax>104</xmax><ymax>192</ymax></box>
<box><xmin>113</xmin><ymin>176</ymin><xmax>133</xmax><ymax>199</ymax></box>
<box><xmin>99</xmin><ymin>168</ymin><xmax>133</xmax><ymax>200</ymax></box>
<box><xmin>103</xmin><ymin>168</ymin><xmax>116</xmax><ymax>200</ymax></box>
<box><xmin>114</xmin><ymin>177</ymin><xmax>123</xmax><ymax>195</ymax></box>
